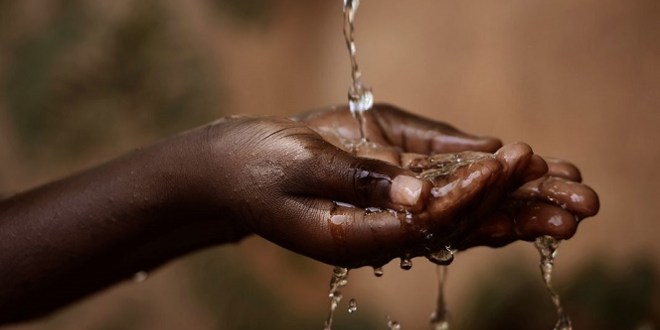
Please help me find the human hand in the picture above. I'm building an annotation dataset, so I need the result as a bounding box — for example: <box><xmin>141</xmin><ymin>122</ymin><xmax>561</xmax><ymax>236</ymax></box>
<box><xmin>192</xmin><ymin>104</ymin><xmax>597</xmax><ymax>268</ymax></box>
<box><xmin>0</xmin><ymin>103</ymin><xmax>598</xmax><ymax>323</ymax></box>
<box><xmin>294</xmin><ymin>104</ymin><xmax>598</xmax><ymax>263</ymax></box>
<box><xmin>399</xmin><ymin>146</ymin><xmax>599</xmax><ymax>253</ymax></box>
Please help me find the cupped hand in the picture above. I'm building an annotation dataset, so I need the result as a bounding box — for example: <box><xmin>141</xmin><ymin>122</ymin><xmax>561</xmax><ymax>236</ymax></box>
<box><xmin>197</xmin><ymin>104</ymin><xmax>598</xmax><ymax>268</ymax></box>
<box><xmin>398</xmin><ymin>145</ymin><xmax>599</xmax><ymax>253</ymax></box>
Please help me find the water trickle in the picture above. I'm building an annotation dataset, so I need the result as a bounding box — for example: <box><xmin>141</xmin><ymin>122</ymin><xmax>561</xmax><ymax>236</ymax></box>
<box><xmin>323</xmin><ymin>267</ymin><xmax>350</xmax><ymax>330</ymax></box>
<box><xmin>348</xmin><ymin>298</ymin><xmax>358</xmax><ymax>313</ymax></box>
<box><xmin>343</xmin><ymin>0</ymin><xmax>373</xmax><ymax>141</ymax></box>
<box><xmin>429</xmin><ymin>266</ymin><xmax>450</xmax><ymax>330</ymax></box>
<box><xmin>373</xmin><ymin>266</ymin><xmax>384</xmax><ymax>277</ymax></box>
<box><xmin>399</xmin><ymin>258</ymin><xmax>413</xmax><ymax>270</ymax></box>
<box><xmin>535</xmin><ymin>236</ymin><xmax>572</xmax><ymax>330</ymax></box>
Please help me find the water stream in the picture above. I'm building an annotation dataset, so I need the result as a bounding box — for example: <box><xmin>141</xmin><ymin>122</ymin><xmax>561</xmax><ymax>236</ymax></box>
<box><xmin>343</xmin><ymin>0</ymin><xmax>373</xmax><ymax>141</ymax></box>
<box><xmin>535</xmin><ymin>236</ymin><xmax>572</xmax><ymax>330</ymax></box>
<box><xmin>325</xmin><ymin>3</ymin><xmax>575</xmax><ymax>330</ymax></box>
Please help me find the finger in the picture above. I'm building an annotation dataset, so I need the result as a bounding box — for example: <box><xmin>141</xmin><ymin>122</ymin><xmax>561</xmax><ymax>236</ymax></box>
<box><xmin>511</xmin><ymin>176</ymin><xmax>600</xmax><ymax>218</ymax></box>
<box><xmin>514</xmin><ymin>201</ymin><xmax>578</xmax><ymax>240</ymax></box>
<box><xmin>469</xmin><ymin>143</ymin><xmax>539</xmax><ymax>213</ymax></box>
<box><xmin>420</xmin><ymin>155</ymin><xmax>502</xmax><ymax>230</ymax></box>
<box><xmin>455</xmin><ymin>211</ymin><xmax>517</xmax><ymax>249</ymax></box>
<box><xmin>494</xmin><ymin>142</ymin><xmax>542</xmax><ymax>186</ymax></box>
<box><xmin>545</xmin><ymin>157</ymin><xmax>583</xmax><ymax>182</ymax></box>
<box><xmin>292</xmin><ymin>146</ymin><xmax>431</xmax><ymax>212</ymax></box>
<box><xmin>263</xmin><ymin>199</ymin><xmax>408</xmax><ymax>268</ymax></box>
<box><xmin>371</xmin><ymin>104</ymin><xmax>503</xmax><ymax>154</ymax></box>
<box><xmin>523</xmin><ymin>154</ymin><xmax>549</xmax><ymax>182</ymax></box>
<box><xmin>455</xmin><ymin>200</ymin><xmax>581</xmax><ymax>249</ymax></box>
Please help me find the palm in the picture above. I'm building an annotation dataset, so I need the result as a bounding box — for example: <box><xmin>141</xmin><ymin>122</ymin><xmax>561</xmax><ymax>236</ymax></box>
<box><xmin>295</xmin><ymin>104</ymin><xmax>598</xmax><ymax>258</ymax></box>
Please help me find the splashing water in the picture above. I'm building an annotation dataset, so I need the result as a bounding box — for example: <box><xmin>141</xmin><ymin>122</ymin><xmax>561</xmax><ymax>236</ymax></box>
<box><xmin>535</xmin><ymin>236</ymin><xmax>572</xmax><ymax>330</ymax></box>
<box><xmin>323</xmin><ymin>267</ymin><xmax>350</xmax><ymax>330</ymax></box>
<box><xmin>348</xmin><ymin>298</ymin><xmax>358</xmax><ymax>313</ymax></box>
<box><xmin>343</xmin><ymin>0</ymin><xmax>373</xmax><ymax>141</ymax></box>
<box><xmin>429</xmin><ymin>266</ymin><xmax>451</xmax><ymax>330</ymax></box>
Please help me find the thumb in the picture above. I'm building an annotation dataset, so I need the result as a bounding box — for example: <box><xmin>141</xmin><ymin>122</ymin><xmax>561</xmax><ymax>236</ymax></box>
<box><xmin>290</xmin><ymin>145</ymin><xmax>431</xmax><ymax>212</ymax></box>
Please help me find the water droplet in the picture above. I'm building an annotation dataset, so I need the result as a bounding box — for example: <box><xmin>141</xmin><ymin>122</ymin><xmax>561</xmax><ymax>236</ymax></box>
<box><xmin>333</xmin><ymin>266</ymin><xmax>349</xmax><ymax>277</ymax></box>
<box><xmin>348</xmin><ymin>298</ymin><xmax>358</xmax><ymax>313</ymax></box>
<box><xmin>387</xmin><ymin>315</ymin><xmax>402</xmax><ymax>330</ymax></box>
<box><xmin>430</xmin><ymin>318</ymin><xmax>450</xmax><ymax>330</ymax></box>
<box><xmin>426</xmin><ymin>246</ymin><xmax>455</xmax><ymax>266</ymax></box>
<box><xmin>348</xmin><ymin>83</ymin><xmax>373</xmax><ymax>113</ymax></box>
<box><xmin>399</xmin><ymin>258</ymin><xmax>413</xmax><ymax>270</ymax></box>
<box><xmin>404</xmin><ymin>211</ymin><xmax>414</xmax><ymax>225</ymax></box>
<box><xmin>364</xmin><ymin>207</ymin><xmax>383</xmax><ymax>214</ymax></box>
<box><xmin>373</xmin><ymin>266</ymin><xmax>384</xmax><ymax>277</ymax></box>
<box><xmin>133</xmin><ymin>271</ymin><xmax>148</xmax><ymax>283</ymax></box>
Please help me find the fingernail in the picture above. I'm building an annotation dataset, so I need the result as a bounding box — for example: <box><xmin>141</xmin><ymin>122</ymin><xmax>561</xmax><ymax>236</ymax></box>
<box><xmin>390</xmin><ymin>175</ymin><xmax>424</xmax><ymax>207</ymax></box>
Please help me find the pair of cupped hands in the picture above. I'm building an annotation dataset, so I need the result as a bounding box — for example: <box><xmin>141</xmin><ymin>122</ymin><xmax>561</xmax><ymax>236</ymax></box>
<box><xmin>202</xmin><ymin>104</ymin><xmax>599</xmax><ymax>268</ymax></box>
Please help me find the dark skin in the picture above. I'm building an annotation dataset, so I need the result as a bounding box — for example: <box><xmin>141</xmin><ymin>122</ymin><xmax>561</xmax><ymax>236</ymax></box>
<box><xmin>0</xmin><ymin>104</ymin><xmax>599</xmax><ymax>324</ymax></box>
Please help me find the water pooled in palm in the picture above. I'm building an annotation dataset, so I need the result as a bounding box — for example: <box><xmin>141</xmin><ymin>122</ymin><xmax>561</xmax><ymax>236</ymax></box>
<box><xmin>323</xmin><ymin>266</ymin><xmax>350</xmax><ymax>330</ymax></box>
<box><xmin>535</xmin><ymin>236</ymin><xmax>572</xmax><ymax>330</ymax></box>
<box><xmin>343</xmin><ymin>0</ymin><xmax>373</xmax><ymax>141</ymax></box>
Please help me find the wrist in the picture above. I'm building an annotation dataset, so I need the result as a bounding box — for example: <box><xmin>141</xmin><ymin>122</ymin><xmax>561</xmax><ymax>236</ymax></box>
<box><xmin>145</xmin><ymin>118</ymin><xmax>250</xmax><ymax>243</ymax></box>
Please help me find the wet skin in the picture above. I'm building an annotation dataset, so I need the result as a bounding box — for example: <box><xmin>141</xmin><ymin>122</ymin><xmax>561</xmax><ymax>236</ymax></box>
<box><xmin>296</xmin><ymin>105</ymin><xmax>598</xmax><ymax>265</ymax></box>
<box><xmin>0</xmin><ymin>104</ymin><xmax>598</xmax><ymax>324</ymax></box>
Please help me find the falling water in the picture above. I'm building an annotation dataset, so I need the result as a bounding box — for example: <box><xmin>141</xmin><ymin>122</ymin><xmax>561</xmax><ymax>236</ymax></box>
<box><xmin>535</xmin><ymin>236</ymin><xmax>572</xmax><ymax>330</ymax></box>
<box><xmin>343</xmin><ymin>0</ymin><xmax>373</xmax><ymax>141</ymax></box>
<box><xmin>323</xmin><ymin>267</ymin><xmax>350</xmax><ymax>330</ymax></box>
<box><xmin>429</xmin><ymin>266</ymin><xmax>451</xmax><ymax>330</ymax></box>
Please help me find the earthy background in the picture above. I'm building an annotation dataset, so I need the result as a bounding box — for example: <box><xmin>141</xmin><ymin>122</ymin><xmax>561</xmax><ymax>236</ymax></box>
<box><xmin>1</xmin><ymin>0</ymin><xmax>658</xmax><ymax>329</ymax></box>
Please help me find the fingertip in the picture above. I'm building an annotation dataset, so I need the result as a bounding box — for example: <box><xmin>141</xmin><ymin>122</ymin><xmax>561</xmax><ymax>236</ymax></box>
<box><xmin>390</xmin><ymin>175</ymin><xmax>431</xmax><ymax>212</ymax></box>
<box><xmin>521</xmin><ymin>154</ymin><xmax>549</xmax><ymax>182</ymax></box>
<box><xmin>577</xmin><ymin>184</ymin><xmax>600</xmax><ymax>218</ymax></box>
<box><xmin>515</xmin><ymin>202</ymin><xmax>578</xmax><ymax>241</ymax></box>
<box><xmin>475</xmin><ymin>135</ymin><xmax>504</xmax><ymax>153</ymax></box>
<box><xmin>495</xmin><ymin>142</ymin><xmax>533</xmax><ymax>164</ymax></box>
<box><xmin>545</xmin><ymin>157</ymin><xmax>583</xmax><ymax>182</ymax></box>
<box><xmin>539</xmin><ymin>177</ymin><xmax>600</xmax><ymax>218</ymax></box>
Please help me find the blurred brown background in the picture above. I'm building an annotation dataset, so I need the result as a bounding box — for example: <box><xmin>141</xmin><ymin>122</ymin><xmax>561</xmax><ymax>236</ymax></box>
<box><xmin>1</xmin><ymin>0</ymin><xmax>659</xmax><ymax>329</ymax></box>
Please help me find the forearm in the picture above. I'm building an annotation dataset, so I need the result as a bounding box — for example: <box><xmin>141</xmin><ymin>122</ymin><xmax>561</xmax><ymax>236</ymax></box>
<box><xmin>0</xmin><ymin>127</ymin><xmax>245</xmax><ymax>324</ymax></box>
